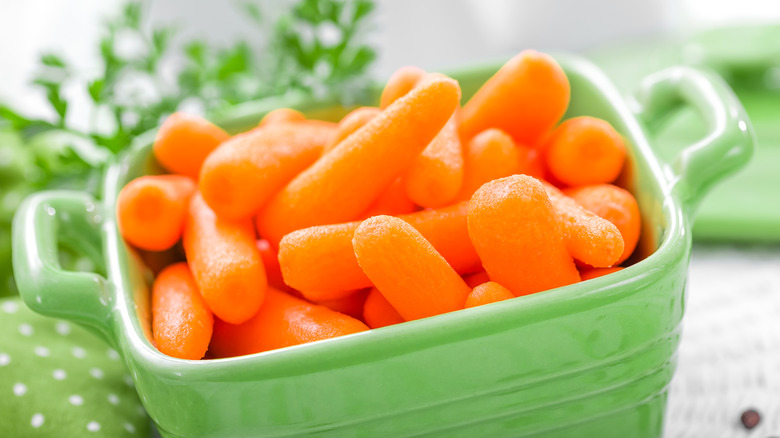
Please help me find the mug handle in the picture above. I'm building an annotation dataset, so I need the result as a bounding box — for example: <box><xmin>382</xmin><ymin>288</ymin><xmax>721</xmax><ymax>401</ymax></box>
<box><xmin>632</xmin><ymin>66</ymin><xmax>755</xmax><ymax>218</ymax></box>
<box><xmin>12</xmin><ymin>191</ymin><xmax>115</xmax><ymax>345</ymax></box>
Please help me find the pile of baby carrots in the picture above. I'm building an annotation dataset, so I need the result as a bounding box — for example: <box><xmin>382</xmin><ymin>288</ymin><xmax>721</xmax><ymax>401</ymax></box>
<box><xmin>116</xmin><ymin>50</ymin><xmax>641</xmax><ymax>360</ymax></box>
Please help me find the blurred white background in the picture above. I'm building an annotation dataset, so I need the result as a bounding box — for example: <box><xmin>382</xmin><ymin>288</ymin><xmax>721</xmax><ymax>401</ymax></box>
<box><xmin>3</xmin><ymin>0</ymin><xmax>780</xmax><ymax>125</ymax></box>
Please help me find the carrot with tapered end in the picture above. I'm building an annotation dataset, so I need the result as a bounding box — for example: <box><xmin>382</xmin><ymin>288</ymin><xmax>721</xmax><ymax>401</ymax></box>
<box><xmin>117</xmin><ymin>175</ymin><xmax>196</xmax><ymax>251</ymax></box>
<box><xmin>565</xmin><ymin>184</ymin><xmax>641</xmax><ymax>264</ymax></box>
<box><xmin>152</xmin><ymin>263</ymin><xmax>213</xmax><ymax>360</ymax></box>
<box><xmin>258</xmin><ymin>108</ymin><xmax>305</xmax><ymax>126</ymax></box>
<box><xmin>313</xmin><ymin>289</ymin><xmax>369</xmax><ymax>321</ymax></box>
<box><xmin>468</xmin><ymin>175</ymin><xmax>580</xmax><ymax>296</ymax></box>
<box><xmin>405</xmin><ymin>115</ymin><xmax>464</xmax><ymax>208</ymax></box>
<box><xmin>465</xmin><ymin>282</ymin><xmax>514</xmax><ymax>308</ymax></box>
<box><xmin>545</xmin><ymin>116</ymin><xmax>626</xmax><ymax>187</ymax></box>
<box><xmin>257</xmin><ymin>76</ymin><xmax>461</xmax><ymax>245</ymax></box>
<box><xmin>363</xmin><ymin>288</ymin><xmax>404</xmax><ymax>329</ymax></box>
<box><xmin>323</xmin><ymin>106</ymin><xmax>380</xmax><ymax>154</ymax></box>
<box><xmin>153</xmin><ymin>112</ymin><xmax>229</xmax><ymax>180</ymax></box>
<box><xmin>580</xmin><ymin>266</ymin><xmax>624</xmax><ymax>281</ymax></box>
<box><xmin>199</xmin><ymin>122</ymin><xmax>334</xmax><ymax>220</ymax></box>
<box><xmin>463</xmin><ymin>271</ymin><xmax>490</xmax><ymax>288</ymax></box>
<box><xmin>380</xmin><ymin>65</ymin><xmax>426</xmax><ymax>109</ymax></box>
<box><xmin>361</xmin><ymin>178</ymin><xmax>417</xmax><ymax>218</ymax></box>
<box><xmin>455</xmin><ymin>129</ymin><xmax>521</xmax><ymax>201</ymax></box>
<box><xmin>183</xmin><ymin>193</ymin><xmax>266</xmax><ymax>324</ymax></box>
<box><xmin>256</xmin><ymin>239</ymin><xmax>287</xmax><ymax>291</ymax></box>
<box><xmin>459</xmin><ymin>50</ymin><xmax>570</xmax><ymax>145</ymax></box>
<box><xmin>278</xmin><ymin>201</ymin><xmax>480</xmax><ymax>298</ymax></box>
<box><xmin>209</xmin><ymin>287</ymin><xmax>368</xmax><ymax>357</ymax></box>
<box><xmin>353</xmin><ymin>215</ymin><xmax>471</xmax><ymax>320</ymax></box>
<box><xmin>543</xmin><ymin>182</ymin><xmax>624</xmax><ymax>268</ymax></box>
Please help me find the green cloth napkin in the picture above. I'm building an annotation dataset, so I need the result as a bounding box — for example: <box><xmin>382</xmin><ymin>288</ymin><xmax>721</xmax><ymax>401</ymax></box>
<box><xmin>0</xmin><ymin>296</ymin><xmax>149</xmax><ymax>437</ymax></box>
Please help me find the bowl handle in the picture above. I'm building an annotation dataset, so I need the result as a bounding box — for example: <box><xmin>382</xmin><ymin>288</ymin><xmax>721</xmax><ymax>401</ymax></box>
<box><xmin>12</xmin><ymin>190</ymin><xmax>115</xmax><ymax>345</ymax></box>
<box><xmin>633</xmin><ymin>66</ymin><xmax>756</xmax><ymax>218</ymax></box>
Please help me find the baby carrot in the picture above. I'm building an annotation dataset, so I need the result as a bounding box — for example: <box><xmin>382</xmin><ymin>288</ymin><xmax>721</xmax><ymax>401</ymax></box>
<box><xmin>361</xmin><ymin>178</ymin><xmax>417</xmax><ymax>218</ymax></box>
<box><xmin>353</xmin><ymin>215</ymin><xmax>471</xmax><ymax>320</ymax></box>
<box><xmin>455</xmin><ymin>128</ymin><xmax>521</xmax><ymax>202</ymax></box>
<box><xmin>363</xmin><ymin>288</ymin><xmax>404</xmax><ymax>329</ymax></box>
<box><xmin>152</xmin><ymin>263</ymin><xmax>213</xmax><ymax>360</ymax></box>
<box><xmin>117</xmin><ymin>175</ymin><xmax>196</xmax><ymax>251</ymax></box>
<box><xmin>153</xmin><ymin>112</ymin><xmax>229</xmax><ymax>180</ymax></box>
<box><xmin>580</xmin><ymin>266</ymin><xmax>624</xmax><ymax>281</ymax></box>
<box><xmin>257</xmin><ymin>75</ymin><xmax>461</xmax><ymax>245</ymax></box>
<box><xmin>183</xmin><ymin>193</ymin><xmax>266</xmax><ymax>324</ymax></box>
<box><xmin>545</xmin><ymin>116</ymin><xmax>626</xmax><ymax>187</ymax></box>
<box><xmin>468</xmin><ymin>175</ymin><xmax>580</xmax><ymax>296</ymax></box>
<box><xmin>543</xmin><ymin>182</ymin><xmax>624</xmax><ymax>268</ymax></box>
<box><xmin>404</xmin><ymin>115</ymin><xmax>464</xmax><ymax>208</ymax></box>
<box><xmin>379</xmin><ymin>65</ymin><xmax>426</xmax><ymax>109</ymax></box>
<box><xmin>278</xmin><ymin>201</ymin><xmax>481</xmax><ymax>299</ymax></box>
<box><xmin>323</xmin><ymin>106</ymin><xmax>380</xmax><ymax>154</ymax></box>
<box><xmin>258</xmin><ymin>108</ymin><xmax>306</xmax><ymax>126</ymax></box>
<box><xmin>465</xmin><ymin>281</ymin><xmax>514</xmax><ymax>308</ymax></box>
<box><xmin>313</xmin><ymin>289</ymin><xmax>369</xmax><ymax>321</ymax></box>
<box><xmin>199</xmin><ymin>122</ymin><xmax>334</xmax><ymax>220</ymax></box>
<box><xmin>209</xmin><ymin>287</ymin><xmax>369</xmax><ymax>358</ymax></box>
<box><xmin>256</xmin><ymin>239</ymin><xmax>287</xmax><ymax>291</ymax></box>
<box><xmin>463</xmin><ymin>271</ymin><xmax>490</xmax><ymax>288</ymax></box>
<box><xmin>564</xmin><ymin>184</ymin><xmax>641</xmax><ymax>264</ymax></box>
<box><xmin>459</xmin><ymin>50</ymin><xmax>570</xmax><ymax>145</ymax></box>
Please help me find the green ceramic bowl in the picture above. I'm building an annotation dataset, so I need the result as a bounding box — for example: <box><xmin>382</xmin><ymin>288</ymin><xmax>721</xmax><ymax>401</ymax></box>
<box><xmin>12</xmin><ymin>55</ymin><xmax>754</xmax><ymax>437</ymax></box>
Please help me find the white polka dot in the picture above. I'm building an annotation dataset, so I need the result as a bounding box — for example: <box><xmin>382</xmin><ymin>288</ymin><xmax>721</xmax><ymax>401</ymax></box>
<box><xmin>72</xmin><ymin>347</ymin><xmax>86</xmax><ymax>358</ymax></box>
<box><xmin>136</xmin><ymin>405</ymin><xmax>146</xmax><ymax>416</ymax></box>
<box><xmin>31</xmin><ymin>413</ymin><xmax>44</xmax><ymax>428</ymax></box>
<box><xmin>53</xmin><ymin>369</ymin><xmax>67</xmax><ymax>380</ymax></box>
<box><xmin>69</xmin><ymin>395</ymin><xmax>84</xmax><ymax>406</ymax></box>
<box><xmin>89</xmin><ymin>368</ymin><xmax>104</xmax><ymax>379</ymax></box>
<box><xmin>55</xmin><ymin>322</ymin><xmax>71</xmax><ymax>335</ymax></box>
<box><xmin>18</xmin><ymin>323</ymin><xmax>33</xmax><ymax>336</ymax></box>
<box><xmin>107</xmin><ymin>349</ymin><xmax>119</xmax><ymax>360</ymax></box>
<box><xmin>34</xmin><ymin>346</ymin><xmax>50</xmax><ymax>357</ymax></box>
<box><xmin>124</xmin><ymin>423</ymin><xmax>136</xmax><ymax>433</ymax></box>
<box><xmin>2</xmin><ymin>301</ymin><xmax>18</xmax><ymax>314</ymax></box>
<box><xmin>123</xmin><ymin>375</ymin><xmax>134</xmax><ymax>387</ymax></box>
<box><xmin>13</xmin><ymin>383</ymin><xmax>27</xmax><ymax>396</ymax></box>
<box><xmin>107</xmin><ymin>393</ymin><xmax>119</xmax><ymax>405</ymax></box>
<box><xmin>0</xmin><ymin>353</ymin><xmax>9</xmax><ymax>366</ymax></box>
<box><xmin>87</xmin><ymin>421</ymin><xmax>101</xmax><ymax>432</ymax></box>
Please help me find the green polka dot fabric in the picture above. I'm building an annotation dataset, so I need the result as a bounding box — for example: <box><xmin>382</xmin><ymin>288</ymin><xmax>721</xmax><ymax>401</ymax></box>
<box><xmin>0</xmin><ymin>296</ymin><xmax>150</xmax><ymax>437</ymax></box>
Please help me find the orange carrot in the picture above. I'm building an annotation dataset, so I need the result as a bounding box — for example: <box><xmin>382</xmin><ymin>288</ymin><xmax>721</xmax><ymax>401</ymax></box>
<box><xmin>405</xmin><ymin>115</ymin><xmax>464</xmax><ymax>208</ymax></box>
<box><xmin>278</xmin><ymin>201</ymin><xmax>480</xmax><ymax>299</ymax></box>
<box><xmin>543</xmin><ymin>182</ymin><xmax>624</xmax><ymax>268</ymax></box>
<box><xmin>363</xmin><ymin>288</ymin><xmax>404</xmax><ymax>329</ymax></box>
<box><xmin>152</xmin><ymin>263</ymin><xmax>213</xmax><ymax>360</ymax></box>
<box><xmin>323</xmin><ymin>106</ymin><xmax>380</xmax><ymax>154</ymax></box>
<box><xmin>209</xmin><ymin>287</ymin><xmax>368</xmax><ymax>357</ymax></box>
<box><xmin>313</xmin><ymin>289</ymin><xmax>369</xmax><ymax>321</ymax></box>
<box><xmin>463</xmin><ymin>271</ymin><xmax>490</xmax><ymax>288</ymax></box>
<box><xmin>183</xmin><ymin>193</ymin><xmax>266</xmax><ymax>324</ymax></box>
<box><xmin>379</xmin><ymin>65</ymin><xmax>426</xmax><ymax>109</ymax></box>
<box><xmin>579</xmin><ymin>266</ymin><xmax>624</xmax><ymax>281</ymax></box>
<box><xmin>361</xmin><ymin>178</ymin><xmax>417</xmax><ymax>218</ymax></box>
<box><xmin>138</xmin><ymin>245</ymin><xmax>184</xmax><ymax>276</ymax></box>
<box><xmin>465</xmin><ymin>282</ymin><xmax>514</xmax><ymax>308</ymax></box>
<box><xmin>256</xmin><ymin>239</ymin><xmax>287</xmax><ymax>291</ymax></box>
<box><xmin>258</xmin><ymin>108</ymin><xmax>305</xmax><ymax>126</ymax></box>
<box><xmin>459</xmin><ymin>50</ymin><xmax>570</xmax><ymax>145</ymax></box>
<box><xmin>564</xmin><ymin>184</ymin><xmax>641</xmax><ymax>264</ymax></box>
<box><xmin>467</xmin><ymin>175</ymin><xmax>580</xmax><ymax>296</ymax></box>
<box><xmin>153</xmin><ymin>112</ymin><xmax>229</xmax><ymax>180</ymax></box>
<box><xmin>353</xmin><ymin>215</ymin><xmax>471</xmax><ymax>320</ymax></box>
<box><xmin>545</xmin><ymin>116</ymin><xmax>626</xmax><ymax>187</ymax></box>
<box><xmin>199</xmin><ymin>122</ymin><xmax>334</xmax><ymax>220</ymax></box>
<box><xmin>117</xmin><ymin>175</ymin><xmax>196</xmax><ymax>251</ymax></box>
<box><xmin>257</xmin><ymin>76</ymin><xmax>461</xmax><ymax>245</ymax></box>
<box><xmin>455</xmin><ymin>128</ymin><xmax>521</xmax><ymax>201</ymax></box>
